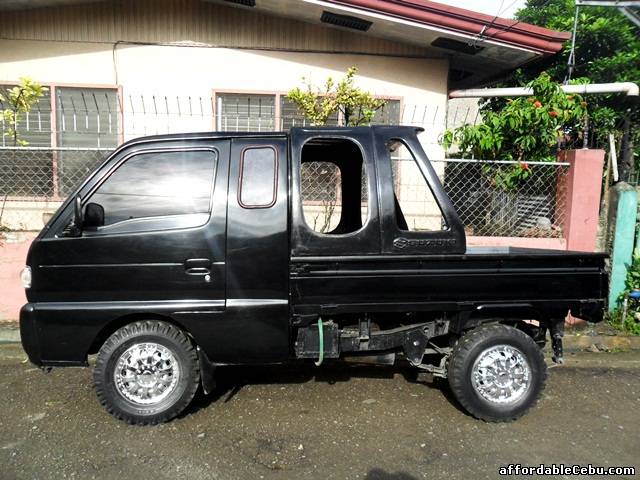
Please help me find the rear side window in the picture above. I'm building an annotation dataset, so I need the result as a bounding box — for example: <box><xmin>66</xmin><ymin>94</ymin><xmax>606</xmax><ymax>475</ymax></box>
<box><xmin>300</xmin><ymin>138</ymin><xmax>368</xmax><ymax>234</ymax></box>
<box><xmin>91</xmin><ymin>150</ymin><xmax>216</xmax><ymax>226</ymax></box>
<box><xmin>239</xmin><ymin>146</ymin><xmax>277</xmax><ymax>208</ymax></box>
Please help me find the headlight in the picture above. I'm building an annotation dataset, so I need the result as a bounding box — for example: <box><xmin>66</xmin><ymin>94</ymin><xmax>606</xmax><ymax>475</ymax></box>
<box><xmin>21</xmin><ymin>267</ymin><xmax>32</xmax><ymax>289</ymax></box>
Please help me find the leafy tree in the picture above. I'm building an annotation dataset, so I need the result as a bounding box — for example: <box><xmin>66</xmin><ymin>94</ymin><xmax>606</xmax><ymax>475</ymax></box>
<box><xmin>287</xmin><ymin>67</ymin><xmax>385</xmax><ymax>126</ymax></box>
<box><xmin>489</xmin><ymin>0</ymin><xmax>639</xmax><ymax>169</ymax></box>
<box><xmin>442</xmin><ymin>73</ymin><xmax>586</xmax><ymax>189</ymax></box>
<box><xmin>0</xmin><ymin>77</ymin><xmax>48</xmax><ymax>146</ymax></box>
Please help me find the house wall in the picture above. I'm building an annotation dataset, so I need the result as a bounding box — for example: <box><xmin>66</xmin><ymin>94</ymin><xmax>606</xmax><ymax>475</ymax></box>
<box><xmin>0</xmin><ymin>42</ymin><xmax>448</xmax><ymax>153</ymax></box>
<box><xmin>0</xmin><ymin>0</ymin><xmax>450</xmax><ymax>156</ymax></box>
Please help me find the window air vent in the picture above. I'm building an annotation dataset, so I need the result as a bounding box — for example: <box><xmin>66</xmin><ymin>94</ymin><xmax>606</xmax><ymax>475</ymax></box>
<box><xmin>223</xmin><ymin>0</ymin><xmax>256</xmax><ymax>7</ymax></box>
<box><xmin>431</xmin><ymin>37</ymin><xmax>483</xmax><ymax>55</ymax></box>
<box><xmin>321</xmin><ymin>11</ymin><xmax>372</xmax><ymax>31</ymax></box>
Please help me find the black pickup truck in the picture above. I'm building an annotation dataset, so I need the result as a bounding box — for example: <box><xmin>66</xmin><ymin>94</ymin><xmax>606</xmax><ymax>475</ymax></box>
<box><xmin>20</xmin><ymin>126</ymin><xmax>607</xmax><ymax>425</ymax></box>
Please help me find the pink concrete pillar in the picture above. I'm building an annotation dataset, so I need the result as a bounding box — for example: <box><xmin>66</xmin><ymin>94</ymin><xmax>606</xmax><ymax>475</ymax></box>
<box><xmin>558</xmin><ymin>149</ymin><xmax>605</xmax><ymax>252</ymax></box>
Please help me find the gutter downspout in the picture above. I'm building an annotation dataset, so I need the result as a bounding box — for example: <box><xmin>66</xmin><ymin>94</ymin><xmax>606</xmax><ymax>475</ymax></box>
<box><xmin>449</xmin><ymin>82</ymin><xmax>639</xmax><ymax>98</ymax></box>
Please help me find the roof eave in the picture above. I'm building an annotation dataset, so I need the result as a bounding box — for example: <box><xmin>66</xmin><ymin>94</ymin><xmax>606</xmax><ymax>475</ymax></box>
<box><xmin>322</xmin><ymin>0</ymin><xmax>570</xmax><ymax>55</ymax></box>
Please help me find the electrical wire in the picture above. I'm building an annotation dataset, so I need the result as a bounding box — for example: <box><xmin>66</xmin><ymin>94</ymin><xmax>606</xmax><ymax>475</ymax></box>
<box><xmin>480</xmin><ymin>0</ymin><xmax>556</xmax><ymax>46</ymax></box>
<box><xmin>564</xmin><ymin>3</ymin><xmax>581</xmax><ymax>84</ymax></box>
<box><xmin>471</xmin><ymin>0</ymin><xmax>523</xmax><ymax>48</ymax></box>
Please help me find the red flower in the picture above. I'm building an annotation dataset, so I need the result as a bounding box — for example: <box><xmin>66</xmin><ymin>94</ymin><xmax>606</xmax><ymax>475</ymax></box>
<box><xmin>533</xmin><ymin>101</ymin><xmax>542</xmax><ymax>108</ymax></box>
<box><xmin>549</xmin><ymin>110</ymin><xmax>558</xmax><ymax>117</ymax></box>
<box><xmin>520</xmin><ymin>162</ymin><xmax>530</xmax><ymax>171</ymax></box>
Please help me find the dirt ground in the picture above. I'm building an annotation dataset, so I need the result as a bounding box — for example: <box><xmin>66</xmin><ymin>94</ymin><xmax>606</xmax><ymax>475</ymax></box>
<box><xmin>0</xmin><ymin>344</ymin><xmax>638</xmax><ymax>480</ymax></box>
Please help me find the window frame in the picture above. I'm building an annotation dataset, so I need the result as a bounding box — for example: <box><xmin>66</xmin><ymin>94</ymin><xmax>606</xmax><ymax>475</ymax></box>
<box><xmin>213</xmin><ymin>90</ymin><xmax>278</xmax><ymax>132</ymax></box>
<box><xmin>298</xmin><ymin>136</ymin><xmax>371</xmax><ymax>237</ymax></box>
<box><xmin>373</xmin><ymin>127</ymin><xmax>466</xmax><ymax>255</ymax></box>
<box><xmin>237</xmin><ymin>145</ymin><xmax>278</xmax><ymax>209</ymax></box>
<box><xmin>81</xmin><ymin>146</ymin><xmax>218</xmax><ymax>236</ymax></box>
<box><xmin>388</xmin><ymin>139</ymin><xmax>449</xmax><ymax>233</ymax></box>
<box><xmin>54</xmin><ymin>84</ymin><xmax>123</xmax><ymax>149</ymax></box>
<box><xmin>0</xmin><ymin>81</ymin><xmax>124</xmax><ymax>149</ymax></box>
<box><xmin>290</xmin><ymin>128</ymin><xmax>381</xmax><ymax>256</ymax></box>
<box><xmin>212</xmin><ymin>89</ymin><xmax>403</xmax><ymax>131</ymax></box>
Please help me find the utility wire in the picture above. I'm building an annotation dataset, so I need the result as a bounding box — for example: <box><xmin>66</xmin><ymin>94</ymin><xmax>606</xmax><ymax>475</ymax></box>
<box><xmin>565</xmin><ymin>4</ymin><xmax>581</xmax><ymax>84</ymax></box>
<box><xmin>480</xmin><ymin>0</ymin><xmax>556</xmax><ymax>46</ymax></box>
<box><xmin>471</xmin><ymin>0</ymin><xmax>511</xmax><ymax>48</ymax></box>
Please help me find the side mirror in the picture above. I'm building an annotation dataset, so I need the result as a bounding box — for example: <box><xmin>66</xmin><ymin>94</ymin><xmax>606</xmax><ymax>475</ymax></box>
<box><xmin>84</xmin><ymin>202</ymin><xmax>105</xmax><ymax>228</ymax></box>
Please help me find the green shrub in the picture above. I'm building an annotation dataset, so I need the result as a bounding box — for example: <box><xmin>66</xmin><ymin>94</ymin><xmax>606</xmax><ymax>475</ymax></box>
<box><xmin>607</xmin><ymin>253</ymin><xmax>640</xmax><ymax>335</ymax></box>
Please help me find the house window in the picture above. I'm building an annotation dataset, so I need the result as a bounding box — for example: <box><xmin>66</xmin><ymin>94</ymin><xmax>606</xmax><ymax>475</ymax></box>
<box><xmin>0</xmin><ymin>84</ymin><xmax>52</xmax><ymax>147</ymax></box>
<box><xmin>216</xmin><ymin>93</ymin><xmax>275</xmax><ymax>132</ymax></box>
<box><xmin>239</xmin><ymin>146</ymin><xmax>277</xmax><ymax>208</ymax></box>
<box><xmin>372</xmin><ymin>99</ymin><xmax>401</xmax><ymax>125</ymax></box>
<box><xmin>0</xmin><ymin>84</ymin><xmax>119</xmax><ymax>148</ymax></box>
<box><xmin>389</xmin><ymin>140</ymin><xmax>446</xmax><ymax>232</ymax></box>
<box><xmin>280</xmin><ymin>97</ymin><xmax>340</xmax><ymax>130</ymax></box>
<box><xmin>280</xmin><ymin>97</ymin><xmax>400</xmax><ymax>130</ymax></box>
<box><xmin>56</xmin><ymin>87</ymin><xmax>120</xmax><ymax>148</ymax></box>
<box><xmin>300</xmin><ymin>138</ymin><xmax>368</xmax><ymax>234</ymax></box>
<box><xmin>55</xmin><ymin>87</ymin><xmax>120</xmax><ymax>196</ymax></box>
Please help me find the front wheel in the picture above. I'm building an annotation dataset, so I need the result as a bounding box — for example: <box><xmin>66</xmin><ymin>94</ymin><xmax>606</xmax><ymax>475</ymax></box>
<box><xmin>94</xmin><ymin>320</ymin><xmax>200</xmax><ymax>425</ymax></box>
<box><xmin>447</xmin><ymin>324</ymin><xmax>547</xmax><ymax>422</ymax></box>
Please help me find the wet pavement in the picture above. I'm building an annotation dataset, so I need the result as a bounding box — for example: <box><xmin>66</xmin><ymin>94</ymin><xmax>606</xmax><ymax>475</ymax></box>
<box><xmin>0</xmin><ymin>344</ymin><xmax>639</xmax><ymax>480</ymax></box>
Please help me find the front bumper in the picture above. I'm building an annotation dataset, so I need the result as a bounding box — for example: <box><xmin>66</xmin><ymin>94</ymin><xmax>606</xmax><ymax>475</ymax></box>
<box><xmin>19</xmin><ymin>303</ymin><xmax>42</xmax><ymax>366</ymax></box>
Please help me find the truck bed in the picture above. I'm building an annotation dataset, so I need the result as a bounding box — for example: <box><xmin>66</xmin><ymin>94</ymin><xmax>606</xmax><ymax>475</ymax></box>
<box><xmin>290</xmin><ymin>248</ymin><xmax>608</xmax><ymax>323</ymax></box>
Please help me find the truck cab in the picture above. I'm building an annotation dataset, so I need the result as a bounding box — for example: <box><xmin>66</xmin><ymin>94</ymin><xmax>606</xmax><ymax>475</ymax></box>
<box><xmin>20</xmin><ymin>126</ymin><xmax>607</xmax><ymax>424</ymax></box>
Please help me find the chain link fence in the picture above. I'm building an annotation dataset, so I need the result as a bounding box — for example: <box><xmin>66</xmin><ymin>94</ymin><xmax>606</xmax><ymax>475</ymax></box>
<box><xmin>0</xmin><ymin>147</ymin><xmax>110</xmax><ymax>230</ymax></box>
<box><xmin>1</xmin><ymin>146</ymin><xmax>569</xmax><ymax>239</ymax></box>
<box><xmin>298</xmin><ymin>155</ymin><xmax>569</xmax><ymax>238</ymax></box>
<box><xmin>435</xmin><ymin>159</ymin><xmax>568</xmax><ymax>238</ymax></box>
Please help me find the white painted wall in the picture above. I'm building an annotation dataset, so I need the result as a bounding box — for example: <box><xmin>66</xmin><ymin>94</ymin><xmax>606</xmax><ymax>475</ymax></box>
<box><xmin>0</xmin><ymin>40</ymin><xmax>449</xmax><ymax>156</ymax></box>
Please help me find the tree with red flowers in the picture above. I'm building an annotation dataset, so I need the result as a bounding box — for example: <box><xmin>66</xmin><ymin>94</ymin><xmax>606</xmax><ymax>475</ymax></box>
<box><xmin>441</xmin><ymin>72</ymin><xmax>587</xmax><ymax>190</ymax></box>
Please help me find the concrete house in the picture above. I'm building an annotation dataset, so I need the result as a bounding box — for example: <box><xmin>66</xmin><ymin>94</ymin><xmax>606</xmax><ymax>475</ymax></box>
<box><xmin>0</xmin><ymin>0</ymin><xmax>569</xmax><ymax>147</ymax></box>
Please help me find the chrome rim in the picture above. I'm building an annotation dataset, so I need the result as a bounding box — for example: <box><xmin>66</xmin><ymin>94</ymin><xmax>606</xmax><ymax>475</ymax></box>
<box><xmin>113</xmin><ymin>342</ymin><xmax>181</xmax><ymax>405</ymax></box>
<box><xmin>471</xmin><ymin>344</ymin><xmax>531</xmax><ymax>405</ymax></box>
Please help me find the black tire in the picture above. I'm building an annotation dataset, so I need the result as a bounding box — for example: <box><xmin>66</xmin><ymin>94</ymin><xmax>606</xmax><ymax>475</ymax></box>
<box><xmin>447</xmin><ymin>324</ymin><xmax>546</xmax><ymax>422</ymax></box>
<box><xmin>94</xmin><ymin>320</ymin><xmax>200</xmax><ymax>425</ymax></box>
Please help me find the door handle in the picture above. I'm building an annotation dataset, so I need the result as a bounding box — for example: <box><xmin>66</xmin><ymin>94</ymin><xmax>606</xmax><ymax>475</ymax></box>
<box><xmin>184</xmin><ymin>258</ymin><xmax>211</xmax><ymax>275</ymax></box>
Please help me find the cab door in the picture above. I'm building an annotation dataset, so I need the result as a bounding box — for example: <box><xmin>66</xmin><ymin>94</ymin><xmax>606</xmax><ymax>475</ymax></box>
<box><xmin>29</xmin><ymin>140</ymin><xmax>229</xmax><ymax>362</ymax></box>
<box><xmin>204</xmin><ymin>137</ymin><xmax>290</xmax><ymax>363</ymax></box>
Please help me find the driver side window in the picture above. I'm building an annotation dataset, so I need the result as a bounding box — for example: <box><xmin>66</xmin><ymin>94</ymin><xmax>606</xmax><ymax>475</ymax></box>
<box><xmin>89</xmin><ymin>149</ymin><xmax>216</xmax><ymax>229</ymax></box>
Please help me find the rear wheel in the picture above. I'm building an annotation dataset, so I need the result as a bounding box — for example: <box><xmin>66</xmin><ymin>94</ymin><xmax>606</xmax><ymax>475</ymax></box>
<box><xmin>94</xmin><ymin>320</ymin><xmax>200</xmax><ymax>425</ymax></box>
<box><xmin>447</xmin><ymin>324</ymin><xmax>546</xmax><ymax>422</ymax></box>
